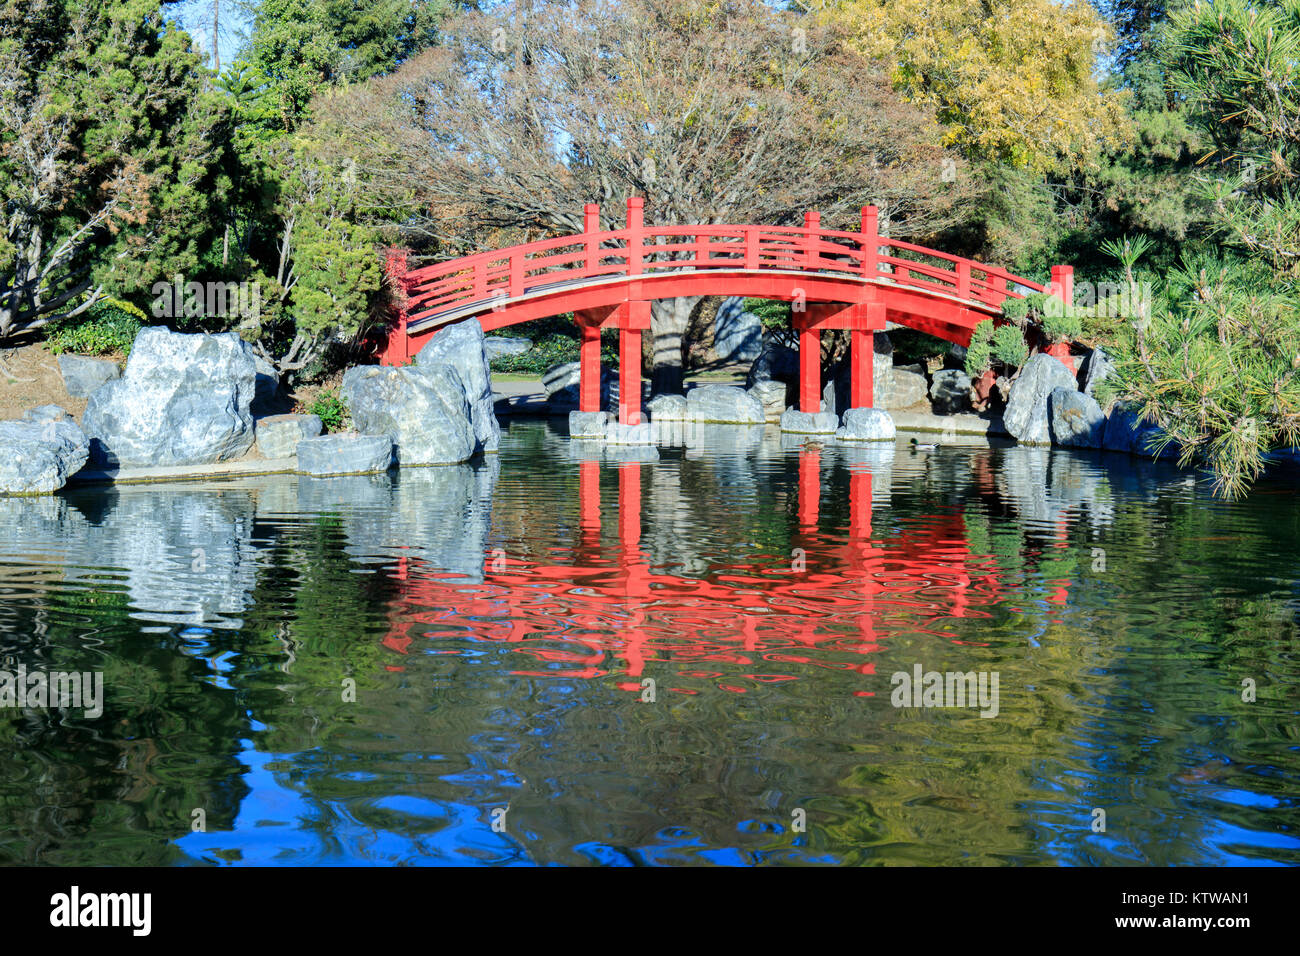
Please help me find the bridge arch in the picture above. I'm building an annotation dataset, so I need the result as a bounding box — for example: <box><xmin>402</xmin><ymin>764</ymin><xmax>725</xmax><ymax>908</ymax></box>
<box><xmin>380</xmin><ymin>199</ymin><xmax>1071</xmax><ymax>424</ymax></box>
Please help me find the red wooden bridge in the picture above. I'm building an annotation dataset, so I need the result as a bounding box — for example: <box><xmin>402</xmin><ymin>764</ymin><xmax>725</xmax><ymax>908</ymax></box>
<box><xmin>381</xmin><ymin>200</ymin><xmax>1074</xmax><ymax>423</ymax></box>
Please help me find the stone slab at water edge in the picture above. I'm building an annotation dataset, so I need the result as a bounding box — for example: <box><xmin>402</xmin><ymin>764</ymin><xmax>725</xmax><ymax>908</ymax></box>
<box><xmin>415</xmin><ymin>318</ymin><xmax>501</xmax><ymax>452</ymax></box>
<box><xmin>780</xmin><ymin>409</ymin><xmax>838</xmax><ymax>434</ymax></box>
<box><xmin>837</xmin><ymin>408</ymin><xmax>896</xmax><ymax>442</ymax></box>
<box><xmin>296</xmin><ymin>434</ymin><xmax>394</xmax><ymax>477</ymax></box>
<box><xmin>568</xmin><ymin>410</ymin><xmax>609</xmax><ymax>439</ymax></box>
<box><xmin>82</xmin><ymin>328</ymin><xmax>257</xmax><ymax>467</ymax></box>
<box><xmin>686</xmin><ymin>385</ymin><xmax>764</xmax><ymax>424</ymax></box>
<box><xmin>255</xmin><ymin>414</ymin><xmax>323</xmax><ymax>460</ymax></box>
<box><xmin>342</xmin><ymin>364</ymin><xmax>477</xmax><ymax>465</ymax></box>
<box><xmin>0</xmin><ymin>417</ymin><xmax>90</xmax><ymax>495</ymax></box>
<box><xmin>57</xmin><ymin>354</ymin><xmax>120</xmax><ymax>398</ymax></box>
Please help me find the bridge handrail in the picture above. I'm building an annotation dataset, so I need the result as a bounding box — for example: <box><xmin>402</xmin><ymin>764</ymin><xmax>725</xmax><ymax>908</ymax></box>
<box><xmin>396</xmin><ymin>210</ymin><xmax>1049</xmax><ymax>322</ymax></box>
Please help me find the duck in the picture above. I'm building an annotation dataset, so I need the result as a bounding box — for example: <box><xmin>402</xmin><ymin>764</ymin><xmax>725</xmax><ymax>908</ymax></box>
<box><xmin>909</xmin><ymin>438</ymin><xmax>939</xmax><ymax>452</ymax></box>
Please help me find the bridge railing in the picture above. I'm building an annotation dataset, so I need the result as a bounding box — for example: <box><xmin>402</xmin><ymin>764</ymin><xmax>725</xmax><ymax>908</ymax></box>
<box><xmin>399</xmin><ymin>203</ymin><xmax>1046</xmax><ymax>329</ymax></box>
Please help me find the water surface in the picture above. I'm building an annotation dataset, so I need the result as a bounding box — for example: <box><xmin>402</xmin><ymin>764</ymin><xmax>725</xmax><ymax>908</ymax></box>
<box><xmin>1</xmin><ymin>422</ymin><xmax>1297</xmax><ymax>865</ymax></box>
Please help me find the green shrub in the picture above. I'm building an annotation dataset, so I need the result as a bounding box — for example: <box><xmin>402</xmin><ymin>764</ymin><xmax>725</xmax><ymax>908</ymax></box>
<box><xmin>305</xmin><ymin>388</ymin><xmax>351</xmax><ymax>432</ymax></box>
<box><xmin>487</xmin><ymin>319</ymin><xmax>619</xmax><ymax>375</ymax></box>
<box><xmin>743</xmin><ymin>297</ymin><xmax>792</xmax><ymax>330</ymax></box>
<box><xmin>992</xmin><ymin>324</ymin><xmax>1029</xmax><ymax>369</ymax></box>
<box><xmin>1041</xmin><ymin>307</ymin><xmax>1083</xmax><ymax>343</ymax></box>
<box><xmin>965</xmin><ymin>320</ymin><xmax>995</xmax><ymax>377</ymax></box>
<box><xmin>45</xmin><ymin>297</ymin><xmax>145</xmax><ymax>356</ymax></box>
<box><xmin>999</xmin><ymin>296</ymin><xmax>1029</xmax><ymax>325</ymax></box>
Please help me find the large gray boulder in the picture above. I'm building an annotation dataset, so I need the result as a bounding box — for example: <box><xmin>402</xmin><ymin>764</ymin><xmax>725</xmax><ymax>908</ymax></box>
<box><xmin>929</xmin><ymin>369</ymin><xmax>971</xmax><ymax>415</ymax></box>
<box><xmin>1103</xmin><ymin>401</ymin><xmax>1174</xmax><ymax>459</ymax></box>
<box><xmin>881</xmin><ymin>363</ymin><xmax>928</xmax><ymax>409</ymax></box>
<box><xmin>1003</xmin><ymin>353</ymin><xmax>1078</xmax><ymax>445</ymax></box>
<box><xmin>1081</xmin><ymin>346</ymin><xmax>1115</xmax><ymax>398</ymax></box>
<box><xmin>57</xmin><ymin>354</ymin><xmax>120</xmax><ymax>398</ymax></box>
<box><xmin>415</xmin><ymin>319</ymin><xmax>500</xmax><ymax>452</ymax></box>
<box><xmin>82</xmin><ymin>327</ymin><xmax>257</xmax><ymax>467</ymax></box>
<box><xmin>568</xmin><ymin>410</ymin><xmax>609</xmax><ymax>439</ymax></box>
<box><xmin>837</xmin><ymin>408</ymin><xmax>896</xmax><ymax>442</ymax></box>
<box><xmin>255</xmin><ymin>413</ymin><xmax>322</xmax><ymax>459</ymax></box>
<box><xmin>1048</xmin><ymin>387</ymin><xmax>1105</xmax><ymax>448</ymax></box>
<box><xmin>542</xmin><ymin>361</ymin><xmax>617</xmax><ymax>411</ymax></box>
<box><xmin>0</xmin><ymin>418</ymin><xmax>90</xmax><ymax>494</ymax></box>
<box><xmin>484</xmin><ymin>335</ymin><xmax>532</xmax><ymax>361</ymax></box>
<box><xmin>687</xmin><ymin>385</ymin><xmax>764</xmax><ymax>423</ymax></box>
<box><xmin>745</xmin><ymin>337</ymin><xmax>799</xmax><ymax>388</ymax></box>
<box><xmin>746</xmin><ymin>380</ymin><xmax>786</xmax><ymax>423</ymax></box>
<box><xmin>713</xmin><ymin>297</ymin><xmax>763</xmax><ymax>363</ymax></box>
<box><xmin>780</xmin><ymin>408</ymin><xmax>838</xmax><ymax>434</ymax></box>
<box><xmin>297</xmin><ymin>433</ymin><xmax>393</xmax><ymax>477</ymax></box>
<box><xmin>343</xmin><ymin>364</ymin><xmax>477</xmax><ymax>465</ymax></box>
<box><xmin>647</xmin><ymin>393</ymin><xmax>689</xmax><ymax>422</ymax></box>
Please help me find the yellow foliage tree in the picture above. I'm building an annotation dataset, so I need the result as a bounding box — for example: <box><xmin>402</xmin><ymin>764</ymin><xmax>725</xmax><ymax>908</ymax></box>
<box><xmin>824</xmin><ymin>0</ymin><xmax>1131</xmax><ymax>172</ymax></box>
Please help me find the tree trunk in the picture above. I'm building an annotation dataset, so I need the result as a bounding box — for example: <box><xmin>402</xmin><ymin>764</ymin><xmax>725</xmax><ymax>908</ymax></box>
<box><xmin>649</xmin><ymin>295</ymin><xmax>702</xmax><ymax>395</ymax></box>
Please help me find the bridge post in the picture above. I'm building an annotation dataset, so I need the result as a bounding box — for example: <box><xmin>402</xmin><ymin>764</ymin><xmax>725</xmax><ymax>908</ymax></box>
<box><xmin>380</xmin><ymin>247</ymin><xmax>411</xmax><ymax>366</ymax></box>
<box><xmin>584</xmin><ymin>203</ymin><xmax>600</xmax><ymax>274</ymax></box>
<box><xmin>860</xmin><ymin>206</ymin><xmax>878</xmax><ymax>277</ymax></box>
<box><xmin>619</xmin><ymin>300</ymin><xmax>650</xmax><ymax>425</ymax></box>
<box><xmin>850</xmin><ymin>300</ymin><xmax>885</xmax><ymax>409</ymax></box>
<box><xmin>1048</xmin><ymin>264</ymin><xmax>1076</xmax><ymax>371</ymax></box>
<box><xmin>626</xmin><ymin>197</ymin><xmax>644</xmax><ymax>276</ymax></box>
<box><xmin>579</xmin><ymin>317</ymin><xmax>602</xmax><ymax>413</ymax></box>
<box><xmin>798</xmin><ymin>322</ymin><xmax>821</xmax><ymax>413</ymax></box>
<box><xmin>803</xmin><ymin>211</ymin><xmax>821</xmax><ymax>269</ymax></box>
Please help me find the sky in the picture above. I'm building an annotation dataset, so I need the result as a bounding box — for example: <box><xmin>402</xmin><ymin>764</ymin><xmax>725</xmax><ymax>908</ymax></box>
<box><xmin>163</xmin><ymin>0</ymin><xmax>252</xmax><ymax>71</ymax></box>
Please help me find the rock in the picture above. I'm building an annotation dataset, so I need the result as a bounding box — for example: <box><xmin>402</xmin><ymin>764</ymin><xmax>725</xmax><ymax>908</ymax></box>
<box><xmin>605</xmin><ymin>421</ymin><xmax>655</xmax><ymax>445</ymax></box>
<box><xmin>415</xmin><ymin>318</ymin><xmax>501</xmax><ymax>452</ymax></box>
<box><xmin>542</xmin><ymin>361</ymin><xmax>617</xmax><ymax>410</ymax></box>
<box><xmin>1003</xmin><ymin>353</ymin><xmax>1079</xmax><ymax>445</ymax></box>
<box><xmin>296</xmin><ymin>433</ymin><xmax>393</xmax><ymax>476</ymax></box>
<box><xmin>23</xmin><ymin>404</ymin><xmax>74</xmax><ymax>425</ymax></box>
<box><xmin>252</xmin><ymin>353</ymin><xmax>283</xmax><ymax>416</ymax></box>
<box><xmin>929</xmin><ymin>369</ymin><xmax>972</xmax><ymax>415</ymax></box>
<box><xmin>255</xmin><ymin>413</ymin><xmax>323</xmax><ymax>459</ymax></box>
<box><xmin>882</xmin><ymin>363</ymin><xmax>928</xmax><ymax>409</ymax></box>
<box><xmin>745</xmin><ymin>338</ymin><xmax>799</xmax><ymax>388</ymax></box>
<box><xmin>82</xmin><ymin>327</ymin><xmax>257</xmax><ymax>467</ymax></box>
<box><xmin>57</xmin><ymin>354</ymin><xmax>120</xmax><ymax>398</ymax></box>
<box><xmin>342</xmin><ymin>364</ymin><xmax>477</xmax><ymax>466</ymax></box>
<box><xmin>485</xmin><ymin>335</ymin><xmax>532</xmax><ymax>360</ymax></box>
<box><xmin>1102</xmin><ymin>401</ymin><xmax>1173</xmax><ymax>458</ymax></box>
<box><xmin>1048</xmin><ymin>388</ymin><xmax>1105</xmax><ymax>448</ymax></box>
<box><xmin>687</xmin><ymin>384</ymin><xmax>764</xmax><ymax>424</ymax></box>
<box><xmin>747</xmin><ymin>380</ymin><xmax>786</xmax><ymax>423</ymax></box>
<box><xmin>0</xmin><ymin>418</ymin><xmax>90</xmax><ymax>494</ymax></box>
<box><xmin>837</xmin><ymin>407</ymin><xmax>896</xmax><ymax>441</ymax></box>
<box><xmin>780</xmin><ymin>408</ymin><xmax>839</xmax><ymax>434</ymax></box>
<box><xmin>569</xmin><ymin>410</ymin><xmax>609</xmax><ymax>438</ymax></box>
<box><xmin>647</xmin><ymin>393</ymin><xmax>689</xmax><ymax>422</ymax></box>
<box><xmin>713</xmin><ymin>297</ymin><xmax>763</xmax><ymax>363</ymax></box>
<box><xmin>1081</xmin><ymin>346</ymin><xmax>1115</xmax><ymax>397</ymax></box>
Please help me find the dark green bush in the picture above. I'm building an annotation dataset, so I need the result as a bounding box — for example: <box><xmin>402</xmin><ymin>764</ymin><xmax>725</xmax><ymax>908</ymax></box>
<box><xmin>45</xmin><ymin>297</ymin><xmax>145</xmax><ymax>356</ymax></box>
<box><xmin>965</xmin><ymin>321</ymin><xmax>995</xmax><ymax>377</ymax></box>
<box><xmin>487</xmin><ymin>319</ymin><xmax>618</xmax><ymax>375</ymax></box>
<box><xmin>999</xmin><ymin>296</ymin><xmax>1029</xmax><ymax>325</ymax></box>
<box><xmin>992</xmin><ymin>324</ymin><xmax>1029</xmax><ymax>369</ymax></box>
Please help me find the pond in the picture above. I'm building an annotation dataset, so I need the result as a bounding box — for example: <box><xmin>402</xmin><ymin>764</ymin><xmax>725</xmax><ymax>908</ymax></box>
<box><xmin>0</xmin><ymin>421</ymin><xmax>1297</xmax><ymax>866</ymax></box>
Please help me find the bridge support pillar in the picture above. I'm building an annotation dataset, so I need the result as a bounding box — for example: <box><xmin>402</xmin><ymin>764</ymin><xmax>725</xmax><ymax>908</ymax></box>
<box><xmin>798</xmin><ymin>326</ymin><xmax>821</xmax><ymax>414</ymax></box>
<box><xmin>850</xmin><ymin>328</ymin><xmax>873</xmax><ymax>409</ymax></box>
<box><xmin>579</xmin><ymin>320</ymin><xmax>602</xmax><ymax>413</ymax></box>
<box><xmin>618</xmin><ymin>301</ymin><xmax>651</xmax><ymax>425</ymax></box>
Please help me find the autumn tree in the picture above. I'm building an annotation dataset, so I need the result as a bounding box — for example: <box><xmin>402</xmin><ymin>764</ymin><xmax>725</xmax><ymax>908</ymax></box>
<box><xmin>827</xmin><ymin>0</ymin><xmax>1131</xmax><ymax>174</ymax></box>
<box><xmin>310</xmin><ymin>0</ymin><xmax>971</xmax><ymax>393</ymax></box>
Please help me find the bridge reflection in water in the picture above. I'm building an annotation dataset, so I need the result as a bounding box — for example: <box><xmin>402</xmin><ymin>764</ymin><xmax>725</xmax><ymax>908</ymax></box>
<box><xmin>381</xmin><ymin>441</ymin><xmax>1055</xmax><ymax>692</ymax></box>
